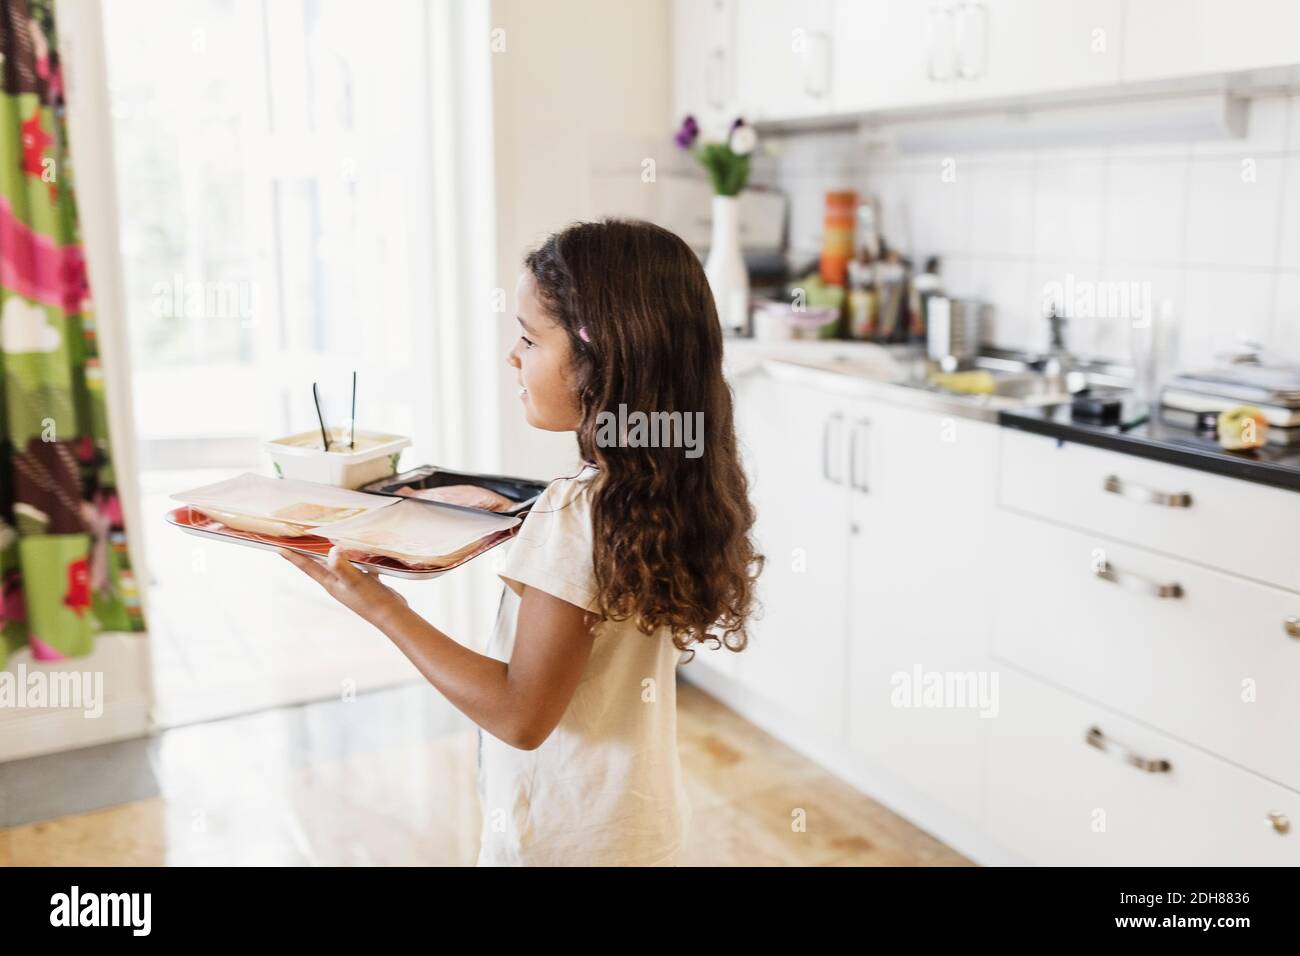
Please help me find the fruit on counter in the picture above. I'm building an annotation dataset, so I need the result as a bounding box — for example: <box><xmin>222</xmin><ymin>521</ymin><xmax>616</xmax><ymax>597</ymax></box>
<box><xmin>396</xmin><ymin>484</ymin><xmax>517</xmax><ymax>512</ymax></box>
<box><xmin>1217</xmin><ymin>405</ymin><xmax>1269</xmax><ymax>450</ymax></box>
<box><xmin>929</xmin><ymin>369</ymin><xmax>996</xmax><ymax>395</ymax></box>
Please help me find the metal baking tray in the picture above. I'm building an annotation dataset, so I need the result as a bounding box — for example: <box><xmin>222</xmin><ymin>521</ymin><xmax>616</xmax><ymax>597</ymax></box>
<box><xmin>359</xmin><ymin>465</ymin><xmax>548</xmax><ymax>517</ymax></box>
<box><xmin>165</xmin><ymin>506</ymin><xmax>516</xmax><ymax>580</ymax></box>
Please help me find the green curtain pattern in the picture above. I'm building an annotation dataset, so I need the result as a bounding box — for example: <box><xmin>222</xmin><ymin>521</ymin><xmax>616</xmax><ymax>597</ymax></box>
<box><xmin>0</xmin><ymin>0</ymin><xmax>145</xmax><ymax>670</ymax></box>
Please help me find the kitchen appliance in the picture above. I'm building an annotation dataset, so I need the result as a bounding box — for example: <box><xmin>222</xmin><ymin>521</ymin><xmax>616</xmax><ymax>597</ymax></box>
<box><xmin>926</xmin><ymin>297</ymin><xmax>989</xmax><ymax>371</ymax></box>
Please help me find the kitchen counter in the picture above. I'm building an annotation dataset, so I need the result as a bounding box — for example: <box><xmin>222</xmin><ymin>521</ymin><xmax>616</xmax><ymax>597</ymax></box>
<box><xmin>725</xmin><ymin>338</ymin><xmax>1300</xmax><ymax>493</ymax></box>
<box><xmin>724</xmin><ymin>338</ymin><xmax>1046</xmax><ymax>424</ymax></box>
<box><xmin>999</xmin><ymin>403</ymin><xmax>1300</xmax><ymax>494</ymax></box>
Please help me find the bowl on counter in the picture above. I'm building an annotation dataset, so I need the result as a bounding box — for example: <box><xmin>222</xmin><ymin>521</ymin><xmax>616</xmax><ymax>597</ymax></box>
<box><xmin>752</xmin><ymin>301</ymin><xmax>841</xmax><ymax>341</ymax></box>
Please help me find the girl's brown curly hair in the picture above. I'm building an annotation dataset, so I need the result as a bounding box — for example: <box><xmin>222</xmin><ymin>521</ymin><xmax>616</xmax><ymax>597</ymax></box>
<box><xmin>524</xmin><ymin>218</ymin><xmax>763</xmax><ymax>654</ymax></box>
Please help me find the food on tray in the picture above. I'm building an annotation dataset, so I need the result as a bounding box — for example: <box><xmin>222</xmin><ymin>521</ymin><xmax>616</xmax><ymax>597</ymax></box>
<box><xmin>333</xmin><ymin>533</ymin><xmax>505</xmax><ymax>570</ymax></box>
<box><xmin>270</xmin><ymin>501</ymin><xmax>367</xmax><ymax>523</ymax></box>
<box><xmin>171</xmin><ymin>473</ymin><xmax>397</xmax><ymax>533</ymax></box>
<box><xmin>395</xmin><ymin>484</ymin><xmax>517</xmax><ymax>512</ymax></box>
<box><xmin>319</xmin><ymin>499</ymin><xmax>520</xmax><ymax>569</ymax></box>
<box><xmin>192</xmin><ymin>507</ymin><xmax>317</xmax><ymax>538</ymax></box>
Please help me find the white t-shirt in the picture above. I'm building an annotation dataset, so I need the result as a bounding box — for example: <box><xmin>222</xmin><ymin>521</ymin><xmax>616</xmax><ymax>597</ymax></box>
<box><xmin>475</xmin><ymin>465</ymin><xmax>693</xmax><ymax>866</ymax></box>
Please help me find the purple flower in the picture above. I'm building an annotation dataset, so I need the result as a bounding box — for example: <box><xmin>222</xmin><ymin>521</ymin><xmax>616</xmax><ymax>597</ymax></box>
<box><xmin>674</xmin><ymin>114</ymin><xmax>699</xmax><ymax>149</ymax></box>
<box><xmin>731</xmin><ymin>116</ymin><xmax>745</xmax><ymax>132</ymax></box>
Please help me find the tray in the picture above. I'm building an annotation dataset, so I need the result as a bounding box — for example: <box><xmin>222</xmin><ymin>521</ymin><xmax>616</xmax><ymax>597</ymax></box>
<box><xmin>359</xmin><ymin>465</ymin><xmax>548</xmax><ymax>516</ymax></box>
<box><xmin>165</xmin><ymin>506</ymin><xmax>516</xmax><ymax>580</ymax></box>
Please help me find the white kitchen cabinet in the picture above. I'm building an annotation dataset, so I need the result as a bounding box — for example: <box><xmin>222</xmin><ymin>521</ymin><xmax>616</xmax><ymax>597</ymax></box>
<box><xmin>831</xmin><ymin>0</ymin><xmax>958</xmax><ymax>113</ymax></box>
<box><xmin>846</xmin><ymin>401</ymin><xmax>998</xmax><ymax>821</ymax></box>
<box><xmin>993</xmin><ymin>510</ymin><xmax>1300</xmax><ymax>793</ymax></box>
<box><xmin>999</xmin><ymin>428</ymin><xmax>1300</xmax><ymax>593</ymax></box>
<box><xmin>733</xmin><ymin>0</ymin><xmax>835</xmax><ymax>123</ymax></box>
<box><xmin>725</xmin><ymin>372</ymin><xmax>852</xmax><ymax>740</ymax></box>
<box><xmin>951</xmin><ymin>0</ymin><xmax>1124</xmax><ymax>102</ymax></box>
<box><xmin>987</xmin><ymin>666</ymin><xmax>1300</xmax><ymax>865</ymax></box>
<box><xmin>1123</xmin><ymin>0</ymin><xmax>1300</xmax><ymax>85</ymax></box>
<box><xmin>671</xmin><ymin>0</ymin><xmax>739</xmax><ymax>134</ymax></box>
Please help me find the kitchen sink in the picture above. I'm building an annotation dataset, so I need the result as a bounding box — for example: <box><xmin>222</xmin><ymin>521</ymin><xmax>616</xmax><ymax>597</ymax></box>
<box><xmin>756</xmin><ymin>343</ymin><xmax>1133</xmax><ymax>422</ymax></box>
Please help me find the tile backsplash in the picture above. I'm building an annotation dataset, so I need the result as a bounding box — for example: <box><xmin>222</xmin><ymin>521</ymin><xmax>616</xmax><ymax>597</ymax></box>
<box><xmin>747</xmin><ymin>93</ymin><xmax>1300</xmax><ymax>373</ymax></box>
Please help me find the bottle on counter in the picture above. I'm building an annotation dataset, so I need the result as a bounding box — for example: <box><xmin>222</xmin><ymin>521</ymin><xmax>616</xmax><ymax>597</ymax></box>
<box><xmin>819</xmin><ymin>191</ymin><xmax>857</xmax><ymax>288</ymax></box>
<box><xmin>909</xmin><ymin>256</ymin><xmax>942</xmax><ymax>343</ymax></box>
<box><xmin>844</xmin><ymin>196</ymin><xmax>881</xmax><ymax>340</ymax></box>
<box><xmin>846</xmin><ymin>258</ymin><xmax>879</xmax><ymax>340</ymax></box>
<box><xmin>875</xmin><ymin>245</ymin><xmax>908</xmax><ymax>343</ymax></box>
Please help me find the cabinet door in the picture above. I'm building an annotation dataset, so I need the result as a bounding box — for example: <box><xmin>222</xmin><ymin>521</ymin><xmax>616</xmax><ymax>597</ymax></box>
<box><xmin>734</xmin><ymin>0</ymin><xmax>834</xmax><ymax>122</ymax></box>
<box><xmin>832</xmin><ymin>0</ymin><xmax>959</xmax><ymax>113</ymax></box>
<box><xmin>988</xmin><ymin>667</ymin><xmax>1300</xmax><ymax>866</ymax></box>
<box><xmin>1123</xmin><ymin>0</ymin><xmax>1300</xmax><ymax>84</ymax></box>
<box><xmin>846</xmin><ymin>402</ymin><xmax>999</xmax><ymax>820</ymax></box>
<box><xmin>732</xmin><ymin>373</ymin><xmax>851</xmax><ymax>740</ymax></box>
<box><xmin>952</xmin><ymin>0</ymin><xmax>1124</xmax><ymax>101</ymax></box>
<box><xmin>671</xmin><ymin>0</ymin><xmax>737</xmax><ymax>134</ymax></box>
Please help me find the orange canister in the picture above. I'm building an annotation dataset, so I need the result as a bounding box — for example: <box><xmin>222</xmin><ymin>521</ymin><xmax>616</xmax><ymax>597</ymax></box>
<box><xmin>820</xmin><ymin>190</ymin><xmax>857</xmax><ymax>287</ymax></box>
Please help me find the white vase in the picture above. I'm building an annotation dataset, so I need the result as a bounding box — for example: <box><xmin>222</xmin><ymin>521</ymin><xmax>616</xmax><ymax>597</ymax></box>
<box><xmin>703</xmin><ymin>194</ymin><xmax>749</xmax><ymax>335</ymax></box>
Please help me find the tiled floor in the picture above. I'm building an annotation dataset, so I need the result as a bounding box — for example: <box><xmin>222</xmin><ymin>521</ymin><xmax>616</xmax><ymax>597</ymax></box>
<box><xmin>0</xmin><ymin>678</ymin><xmax>972</xmax><ymax>867</ymax></box>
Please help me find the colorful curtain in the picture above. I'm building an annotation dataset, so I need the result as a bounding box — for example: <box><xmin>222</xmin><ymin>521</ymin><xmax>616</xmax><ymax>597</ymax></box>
<box><xmin>0</xmin><ymin>0</ymin><xmax>144</xmax><ymax>671</ymax></box>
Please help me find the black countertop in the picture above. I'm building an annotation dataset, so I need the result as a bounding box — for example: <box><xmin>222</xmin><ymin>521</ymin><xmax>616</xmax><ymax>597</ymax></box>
<box><xmin>998</xmin><ymin>403</ymin><xmax>1300</xmax><ymax>494</ymax></box>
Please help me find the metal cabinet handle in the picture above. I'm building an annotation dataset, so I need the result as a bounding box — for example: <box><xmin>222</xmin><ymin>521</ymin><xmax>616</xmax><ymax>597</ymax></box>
<box><xmin>848</xmin><ymin>420</ymin><xmax>869</xmax><ymax>492</ymax></box>
<box><xmin>1268</xmin><ymin>811</ymin><xmax>1291</xmax><ymax>835</ymax></box>
<box><xmin>822</xmin><ymin>413</ymin><xmax>844</xmax><ymax>484</ymax></box>
<box><xmin>708</xmin><ymin>48</ymin><xmax>726</xmax><ymax>110</ymax></box>
<box><xmin>1103</xmin><ymin>474</ymin><xmax>1192</xmax><ymax>508</ymax></box>
<box><xmin>1095</xmin><ymin>560</ymin><xmax>1183</xmax><ymax>599</ymax></box>
<box><xmin>1285</xmin><ymin>616</ymin><xmax>1300</xmax><ymax>639</ymax></box>
<box><xmin>803</xmin><ymin>30</ymin><xmax>830</xmax><ymax>99</ymax></box>
<box><xmin>955</xmin><ymin>0</ymin><xmax>988</xmax><ymax>80</ymax></box>
<box><xmin>1085</xmin><ymin>726</ymin><xmax>1171</xmax><ymax>774</ymax></box>
<box><xmin>926</xmin><ymin>2</ymin><xmax>958</xmax><ymax>82</ymax></box>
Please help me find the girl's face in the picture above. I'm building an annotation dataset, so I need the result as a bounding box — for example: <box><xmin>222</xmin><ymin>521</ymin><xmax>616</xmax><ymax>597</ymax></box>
<box><xmin>507</xmin><ymin>271</ymin><xmax>582</xmax><ymax>432</ymax></box>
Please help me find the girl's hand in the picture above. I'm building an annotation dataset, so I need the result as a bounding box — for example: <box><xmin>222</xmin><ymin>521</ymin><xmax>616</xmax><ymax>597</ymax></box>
<box><xmin>278</xmin><ymin>546</ymin><xmax>410</xmax><ymax>628</ymax></box>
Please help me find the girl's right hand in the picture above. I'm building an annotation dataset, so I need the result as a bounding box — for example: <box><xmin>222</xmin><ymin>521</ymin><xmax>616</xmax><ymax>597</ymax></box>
<box><xmin>279</xmin><ymin>546</ymin><xmax>410</xmax><ymax>628</ymax></box>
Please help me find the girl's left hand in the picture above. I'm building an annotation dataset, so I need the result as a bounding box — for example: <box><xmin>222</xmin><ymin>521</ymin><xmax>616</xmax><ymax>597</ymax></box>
<box><xmin>278</xmin><ymin>546</ymin><xmax>410</xmax><ymax>628</ymax></box>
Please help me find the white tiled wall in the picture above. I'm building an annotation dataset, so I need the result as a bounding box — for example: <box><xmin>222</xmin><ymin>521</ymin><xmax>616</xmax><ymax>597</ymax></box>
<box><xmin>747</xmin><ymin>94</ymin><xmax>1300</xmax><ymax>372</ymax></box>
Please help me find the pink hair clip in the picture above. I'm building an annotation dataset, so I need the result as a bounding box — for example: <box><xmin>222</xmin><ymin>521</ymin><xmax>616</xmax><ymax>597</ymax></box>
<box><xmin>578</xmin><ymin>326</ymin><xmax>591</xmax><ymax>343</ymax></box>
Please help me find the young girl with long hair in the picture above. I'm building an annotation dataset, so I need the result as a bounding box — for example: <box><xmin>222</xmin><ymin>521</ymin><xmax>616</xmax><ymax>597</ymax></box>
<box><xmin>281</xmin><ymin>217</ymin><xmax>762</xmax><ymax>866</ymax></box>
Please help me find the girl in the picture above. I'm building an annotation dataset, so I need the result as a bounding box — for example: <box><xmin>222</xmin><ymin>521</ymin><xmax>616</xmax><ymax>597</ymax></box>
<box><xmin>280</xmin><ymin>218</ymin><xmax>762</xmax><ymax>866</ymax></box>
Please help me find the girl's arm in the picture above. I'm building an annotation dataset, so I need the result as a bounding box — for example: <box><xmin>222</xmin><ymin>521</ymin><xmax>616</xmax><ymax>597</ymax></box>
<box><xmin>279</xmin><ymin>547</ymin><xmax>596</xmax><ymax>750</ymax></box>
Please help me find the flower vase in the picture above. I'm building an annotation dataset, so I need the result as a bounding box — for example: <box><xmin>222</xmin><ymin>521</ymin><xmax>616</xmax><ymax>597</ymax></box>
<box><xmin>704</xmin><ymin>194</ymin><xmax>749</xmax><ymax>336</ymax></box>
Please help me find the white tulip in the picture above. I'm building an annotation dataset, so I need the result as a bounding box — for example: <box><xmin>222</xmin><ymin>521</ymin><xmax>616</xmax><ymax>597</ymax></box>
<box><xmin>729</xmin><ymin>125</ymin><xmax>757</xmax><ymax>156</ymax></box>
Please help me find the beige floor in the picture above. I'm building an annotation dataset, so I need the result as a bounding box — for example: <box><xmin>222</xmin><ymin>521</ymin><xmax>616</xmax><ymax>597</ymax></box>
<box><xmin>0</xmin><ymin>682</ymin><xmax>972</xmax><ymax>867</ymax></box>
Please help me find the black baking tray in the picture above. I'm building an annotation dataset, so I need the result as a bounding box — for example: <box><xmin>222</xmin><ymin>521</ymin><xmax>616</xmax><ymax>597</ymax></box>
<box><xmin>359</xmin><ymin>465</ymin><xmax>548</xmax><ymax>517</ymax></box>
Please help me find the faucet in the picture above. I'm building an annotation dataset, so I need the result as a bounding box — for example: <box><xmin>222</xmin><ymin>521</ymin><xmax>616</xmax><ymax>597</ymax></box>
<box><xmin>1040</xmin><ymin>303</ymin><xmax>1071</xmax><ymax>392</ymax></box>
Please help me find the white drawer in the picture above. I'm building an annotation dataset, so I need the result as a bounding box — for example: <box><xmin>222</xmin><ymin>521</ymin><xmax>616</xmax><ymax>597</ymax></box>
<box><xmin>998</xmin><ymin>429</ymin><xmax>1300</xmax><ymax>592</ymax></box>
<box><xmin>991</xmin><ymin>511</ymin><xmax>1300</xmax><ymax>791</ymax></box>
<box><xmin>986</xmin><ymin>667</ymin><xmax>1300</xmax><ymax>866</ymax></box>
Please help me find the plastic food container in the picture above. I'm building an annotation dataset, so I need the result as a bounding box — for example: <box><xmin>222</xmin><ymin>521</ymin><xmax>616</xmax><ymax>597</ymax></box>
<box><xmin>170</xmin><ymin>472</ymin><xmax>399</xmax><ymax>537</ymax></box>
<box><xmin>264</xmin><ymin>429</ymin><xmax>411</xmax><ymax>489</ymax></box>
<box><xmin>752</xmin><ymin>301</ymin><xmax>840</xmax><ymax>341</ymax></box>
<box><xmin>360</xmin><ymin>465</ymin><xmax>548</xmax><ymax>517</ymax></box>
<box><xmin>318</xmin><ymin>499</ymin><xmax>520</xmax><ymax>569</ymax></box>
